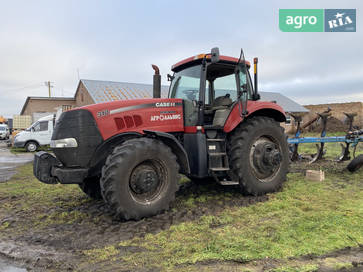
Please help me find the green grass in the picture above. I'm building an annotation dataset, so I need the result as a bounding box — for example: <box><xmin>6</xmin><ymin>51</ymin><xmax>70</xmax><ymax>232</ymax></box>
<box><xmin>268</xmin><ymin>264</ymin><xmax>319</xmax><ymax>272</ymax></box>
<box><xmin>10</xmin><ymin>145</ymin><xmax>51</xmax><ymax>154</ymax></box>
<box><xmin>0</xmin><ymin>159</ymin><xmax>362</xmax><ymax>271</ymax></box>
<box><xmin>83</xmin><ymin>168</ymin><xmax>363</xmax><ymax>270</ymax></box>
<box><xmin>0</xmin><ymin>164</ymin><xmax>92</xmax><ymax>232</ymax></box>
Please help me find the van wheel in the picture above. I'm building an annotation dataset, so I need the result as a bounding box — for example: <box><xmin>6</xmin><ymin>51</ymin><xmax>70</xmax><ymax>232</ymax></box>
<box><xmin>26</xmin><ymin>141</ymin><xmax>38</xmax><ymax>152</ymax></box>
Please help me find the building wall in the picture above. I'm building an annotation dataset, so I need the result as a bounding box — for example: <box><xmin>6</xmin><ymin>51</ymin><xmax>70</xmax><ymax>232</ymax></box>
<box><xmin>303</xmin><ymin>102</ymin><xmax>362</xmax><ymax>128</ymax></box>
<box><xmin>22</xmin><ymin>99</ymin><xmax>77</xmax><ymax>117</ymax></box>
<box><xmin>75</xmin><ymin>82</ymin><xmax>95</xmax><ymax>107</ymax></box>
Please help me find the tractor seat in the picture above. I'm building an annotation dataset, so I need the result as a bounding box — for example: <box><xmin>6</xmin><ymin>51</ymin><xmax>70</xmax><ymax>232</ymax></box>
<box><xmin>205</xmin><ymin>95</ymin><xmax>233</xmax><ymax>114</ymax></box>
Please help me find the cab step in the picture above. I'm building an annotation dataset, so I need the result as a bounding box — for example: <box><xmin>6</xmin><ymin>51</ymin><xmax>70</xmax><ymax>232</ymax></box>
<box><xmin>218</xmin><ymin>180</ymin><xmax>239</xmax><ymax>186</ymax></box>
<box><xmin>207</xmin><ymin>138</ymin><xmax>225</xmax><ymax>142</ymax></box>
<box><xmin>209</xmin><ymin>152</ymin><xmax>227</xmax><ymax>156</ymax></box>
<box><xmin>210</xmin><ymin>167</ymin><xmax>230</xmax><ymax>171</ymax></box>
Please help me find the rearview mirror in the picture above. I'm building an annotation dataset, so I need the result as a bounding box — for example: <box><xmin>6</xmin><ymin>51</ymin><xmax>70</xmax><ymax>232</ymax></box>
<box><xmin>211</xmin><ymin>47</ymin><xmax>220</xmax><ymax>63</ymax></box>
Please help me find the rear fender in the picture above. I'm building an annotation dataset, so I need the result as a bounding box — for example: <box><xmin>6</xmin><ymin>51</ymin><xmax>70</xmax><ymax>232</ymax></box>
<box><xmin>224</xmin><ymin>101</ymin><xmax>286</xmax><ymax>133</ymax></box>
<box><xmin>144</xmin><ymin>130</ymin><xmax>190</xmax><ymax>175</ymax></box>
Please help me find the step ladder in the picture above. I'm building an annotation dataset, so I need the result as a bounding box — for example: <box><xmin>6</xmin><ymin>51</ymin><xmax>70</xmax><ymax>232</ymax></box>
<box><xmin>206</xmin><ymin>138</ymin><xmax>238</xmax><ymax>185</ymax></box>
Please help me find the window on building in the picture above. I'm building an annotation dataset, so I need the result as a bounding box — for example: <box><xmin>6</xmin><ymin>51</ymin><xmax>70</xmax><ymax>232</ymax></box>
<box><xmin>62</xmin><ymin>105</ymin><xmax>73</xmax><ymax>111</ymax></box>
<box><xmin>81</xmin><ymin>93</ymin><xmax>84</xmax><ymax>102</ymax></box>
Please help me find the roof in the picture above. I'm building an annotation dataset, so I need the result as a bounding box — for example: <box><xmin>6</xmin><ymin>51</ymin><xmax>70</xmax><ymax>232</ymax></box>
<box><xmin>20</xmin><ymin>96</ymin><xmax>75</xmax><ymax>115</ymax></box>
<box><xmin>172</xmin><ymin>54</ymin><xmax>250</xmax><ymax>72</ymax></box>
<box><xmin>80</xmin><ymin>79</ymin><xmax>307</xmax><ymax>113</ymax></box>
<box><xmin>80</xmin><ymin>79</ymin><xmax>169</xmax><ymax>103</ymax></box>
<box><xmin>259</xmin><ymin>92</ymin><xmax>309</xmax><ymax>113</ymax></box>
<box><xmin>37</xmin><ymin>114</ymin><xmax>55</xmax><ymax>122</ymax></box>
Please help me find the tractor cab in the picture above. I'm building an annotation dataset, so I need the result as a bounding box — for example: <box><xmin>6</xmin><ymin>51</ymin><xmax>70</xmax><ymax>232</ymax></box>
<box><xmin>169</xmin><ymin>49</ymin><xmax>257</xmax><ymax>128</ymax></box>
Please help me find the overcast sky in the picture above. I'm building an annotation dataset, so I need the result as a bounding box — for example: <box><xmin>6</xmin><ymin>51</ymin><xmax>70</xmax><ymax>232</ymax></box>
<box><xmin>0</xmin><ymin>0</ymin><xmax>362</xmax><ymax>117</ymax></box>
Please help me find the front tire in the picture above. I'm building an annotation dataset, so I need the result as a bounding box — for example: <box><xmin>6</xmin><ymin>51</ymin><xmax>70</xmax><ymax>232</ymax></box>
<box><xmin>100</xmin><ymin>138</ymin><xmax>179</xmax><ymax>220</ymax></box>
<box><xmin>79</xmin><ymin>176</ymin><xmax>102</xmax><ymax>199</ymax></box>
<box><xmin>25</xmin><ymin>141</ymin><xmax>38</xmax><ymax>152</ymax></box>
<box><xmin>228</xmin><ymin>116</ymin><xmax>289</xmax><ymax>195</ymax></box>
<box><xmin>347</xmin><ymin>155</ymin><xmax>363</xmax><ymax>172</ymax></box>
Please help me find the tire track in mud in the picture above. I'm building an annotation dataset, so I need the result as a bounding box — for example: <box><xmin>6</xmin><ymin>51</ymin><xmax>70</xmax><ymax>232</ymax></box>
<box><xmin>17</xmin><ymin>182</ymin><xmax>269</xmax><ymax>251</ymax></box>
<box><xmin>1</xmin><ymin>181</ymin><xmax>269</xmax><ymax>271</ymax></box>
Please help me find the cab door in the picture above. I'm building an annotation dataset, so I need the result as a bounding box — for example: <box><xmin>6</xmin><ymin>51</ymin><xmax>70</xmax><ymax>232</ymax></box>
<box><xmin>32</xmin><ymin>120</ymin><xmax>51</xmax><ymax>145</ymax></box>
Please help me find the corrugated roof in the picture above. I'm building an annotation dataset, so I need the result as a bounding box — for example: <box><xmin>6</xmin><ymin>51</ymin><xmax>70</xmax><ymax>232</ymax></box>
<box><xmin>81</xmin><ymin>79</ymin><xmax>169</xmax><ymax>103</ymax></box>
<box><xmin>259</xmin><ymin>91</ymin><xmax>309</xmax><ymax>113</ymax></box>
<box><xmin>80</xmin><ymin>79</ymin><xmax>308</xmax><ymax>113</ymax></box>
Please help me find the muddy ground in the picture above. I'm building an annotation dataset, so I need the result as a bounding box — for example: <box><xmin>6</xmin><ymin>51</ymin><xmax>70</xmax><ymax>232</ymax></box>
<box><xmin>0</xmin><ymin>141</ymin><xmax>33</xmax><ymax>182</ymax></box>
<box><xmin>0</xmin><ymin>141</ymin><xmax>362</xmax><ymax>271</ymax></box>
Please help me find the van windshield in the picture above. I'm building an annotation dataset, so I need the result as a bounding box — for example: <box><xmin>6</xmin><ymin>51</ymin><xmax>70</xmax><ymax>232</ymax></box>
<box><xmin>0</xmin><ymin>127</ymin><xmax>5</xmax><ymax>131</ymax></box>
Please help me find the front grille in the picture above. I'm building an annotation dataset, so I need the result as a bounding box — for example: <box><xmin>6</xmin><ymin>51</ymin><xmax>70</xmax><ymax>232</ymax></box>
<box><xmin>52</xmin><ymin>109</ymin><xmax>103</xmax><ymax>167</ymax></box>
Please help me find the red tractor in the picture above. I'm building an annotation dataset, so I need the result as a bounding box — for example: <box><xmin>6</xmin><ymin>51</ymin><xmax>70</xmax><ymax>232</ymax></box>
<box><xmin>34</xmin><ymin>48</ymin><xmax>289</xmax><ymax>220</ymax></box>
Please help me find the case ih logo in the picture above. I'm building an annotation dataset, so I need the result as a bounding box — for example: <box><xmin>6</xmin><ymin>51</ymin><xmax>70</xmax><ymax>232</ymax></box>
<box><xmin>279</xmin><ymin>9</ymin><xmax>356</xmax><ymax>32</ymax></box>
<box><xmin>155</xmin><ymin>102</ymin><xmax>176</xmax><ymax>107</ymax></box>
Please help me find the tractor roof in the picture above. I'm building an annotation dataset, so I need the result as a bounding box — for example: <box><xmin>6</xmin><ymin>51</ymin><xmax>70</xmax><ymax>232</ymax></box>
<box><xmin>171</xmin><ymin>54</ymin><xmax>251</xmax><ymax>72</ymax></box>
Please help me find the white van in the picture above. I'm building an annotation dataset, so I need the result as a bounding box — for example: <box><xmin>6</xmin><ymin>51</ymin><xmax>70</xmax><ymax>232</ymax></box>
<box><xmin>13</xmin><ymin>115</ymin><xmax>56</xmax><ymax>152</ymax></box>
<box><xmin>0</xmin><ymin>124</ymin><xmax>10</xmax><ymax>140</ymax></box>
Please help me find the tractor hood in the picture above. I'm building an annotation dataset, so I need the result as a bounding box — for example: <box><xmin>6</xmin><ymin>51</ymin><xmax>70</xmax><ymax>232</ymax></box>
<box><xmin>75</xmin><ymin>98</ymin><xmax>185</xmax><ymax>140</ymax></box>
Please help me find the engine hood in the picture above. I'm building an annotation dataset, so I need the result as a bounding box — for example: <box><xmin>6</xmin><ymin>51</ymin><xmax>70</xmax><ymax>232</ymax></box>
<box><xmin>73</xmin><ymin>98</ymin><xmax>185</xmax><ymax>140</ymax></box>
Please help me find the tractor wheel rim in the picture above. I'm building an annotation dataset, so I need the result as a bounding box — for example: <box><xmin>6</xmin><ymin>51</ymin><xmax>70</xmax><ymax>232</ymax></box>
<box><xmin>129</xmin><ymin>159</ymin><xmax>166</xmax><ymax>204</ymax></box>
<box><xmin>249</xmin><ymin>136</ymin><xmax>282</xmax><ymax>182</ymax></box>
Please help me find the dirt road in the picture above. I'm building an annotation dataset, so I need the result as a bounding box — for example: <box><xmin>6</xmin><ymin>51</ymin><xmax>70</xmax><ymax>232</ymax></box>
<box><xmin>0</xmin><ymin>257</ymin><xmax>26</xmax><ymax>272</ymax></box>
<box><xmin>0</xmin><ymin>142</ymin><xmax>33</xmax><ymax>271</ymax></box>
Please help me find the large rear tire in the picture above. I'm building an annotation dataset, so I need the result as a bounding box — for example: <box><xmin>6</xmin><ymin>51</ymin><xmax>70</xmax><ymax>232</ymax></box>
<box><xmin>100</xmin><ymin>138</ymin><xmax>179</xmax><ymax>220</ymax></box>
<box><xmin>228</xmin><ymin>116</ymin><xmax>289</xmax><ymax>195</ymax></box>
<box><xmin>79</xmin><ymin>176</ymin><xmax>102</xmax><ymax>199</ymax></box>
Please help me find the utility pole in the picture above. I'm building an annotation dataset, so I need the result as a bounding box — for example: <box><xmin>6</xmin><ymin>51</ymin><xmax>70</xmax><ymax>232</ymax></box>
<box><xmin>44</xmin><ymin>81</ymin><xmax>54</xmax><ymax>97</ymax></box>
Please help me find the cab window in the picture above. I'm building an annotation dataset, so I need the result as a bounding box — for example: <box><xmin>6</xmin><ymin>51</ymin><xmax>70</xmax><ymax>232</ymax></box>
<box><xmin>40</xmin><ymin>121</ymin><xmax>48</xmax><ymax>131</ymax></box>
<box><xmin>33</xmin><ymin>122</ymin><xmax>40</xmax><ymax>132</ymax></box>
<box><xmin>33</xmin><ymin>121</ymin><xmax>48</xmax><ymax>132</ymax></box>
<box><xmin>207</xmin><ymin>63</ymin><xmax>252</xmax><ymax>103</ymax></box>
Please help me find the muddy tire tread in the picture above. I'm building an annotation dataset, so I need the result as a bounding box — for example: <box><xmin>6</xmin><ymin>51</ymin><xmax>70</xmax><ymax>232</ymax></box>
<box><xmin>100</xmin><ymin>138</ymin><xmax>179</xmax><ymax>220</ymax></box>
<box><xmin>228</xmin><ymin>116</ymin><xmax>289</xmax><ymax>196</ymax></box>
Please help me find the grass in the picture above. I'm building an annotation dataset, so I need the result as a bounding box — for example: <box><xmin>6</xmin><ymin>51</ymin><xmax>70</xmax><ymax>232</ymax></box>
<box><xmin>0</xmin><ymin>163</ymin><xmax>92</xmax><ymax>233</ymax></box>
<box><xmin>10</xmin><ymin>145</ymin><xmax>51</xmax><ymax>154</ymax></box>
<box><xmin>84</xmin><ymin>169</ymin><xmax>362</xmax><ymax>270</ymax></box>
<box><xmin>0</xmin><ymin>140</ymin><xmax>362</xmax><ymax>271</ymax></box>
<box><xmin>268</xmin><ymin>264</ymin><xmax>319</xmax><ymax>272</ymax></box>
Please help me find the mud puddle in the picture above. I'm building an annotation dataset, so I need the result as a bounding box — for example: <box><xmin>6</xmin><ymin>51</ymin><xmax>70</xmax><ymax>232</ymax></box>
<box><xmin>0</xmin><ymin>142</ymin><xmax>33</xmax><ymax>182</ymax></box>
<box><xmin>0</xmin><ymin>257</ymin><xmax>26</xmax><ymax>272</ymax></box>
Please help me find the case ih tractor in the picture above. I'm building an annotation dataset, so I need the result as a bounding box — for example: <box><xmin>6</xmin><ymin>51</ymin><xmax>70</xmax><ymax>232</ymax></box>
<box><xmin>34</xmin><ymin>48</ymin><xmax>289</xmax><ymax>220</ymax></box>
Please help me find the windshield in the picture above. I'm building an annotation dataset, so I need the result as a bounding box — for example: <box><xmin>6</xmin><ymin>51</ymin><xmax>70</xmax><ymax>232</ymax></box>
<box><xmin>170</xmin><ymin>65</ymin><xmax>201</xmax><ymax>101</ymax></box>
<box><xmin>0</xmin><ymin>127</ymin><xmax>5</xmax><ymax>131</ymax></box>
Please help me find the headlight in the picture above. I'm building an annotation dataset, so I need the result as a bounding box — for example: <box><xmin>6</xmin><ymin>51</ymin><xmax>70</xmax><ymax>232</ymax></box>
<box><xmin>50</xmin><ymin>138</ymin><xmax>78</xmax><ymax>148</ymax></box>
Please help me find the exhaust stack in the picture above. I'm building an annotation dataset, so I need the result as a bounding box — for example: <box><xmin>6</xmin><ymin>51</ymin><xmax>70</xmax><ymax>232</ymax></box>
<box><xmin>253</xmin><ymin>57</ymin><xmax>260</xmax><ymax>100</ymax></box>
<box><xmin>152</xmin><ymin>64</ymin><xmax>161</xmax><ymax>98</ymax></box>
